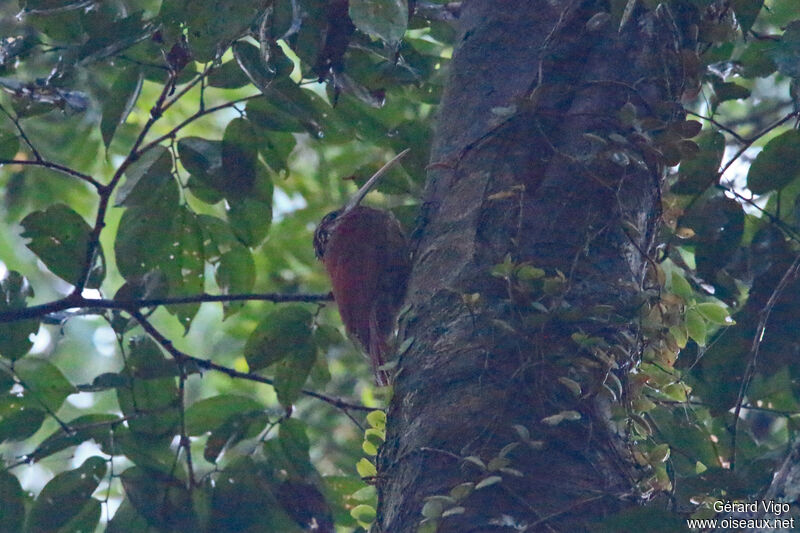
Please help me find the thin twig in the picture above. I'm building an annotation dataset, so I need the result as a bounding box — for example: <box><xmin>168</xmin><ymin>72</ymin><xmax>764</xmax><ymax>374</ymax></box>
<box><xmin>136</xmin><ymin>94</ymin><xmax>262</xmax><ymax>156</ymax></box>
<box><xmin>4</xmin><ymin>363</ymin><xmax>73</xmax><ymax>434</ymax></box>
<box><xmin>72</xmin><ymin>71</ymin><xmax>178</xmax><ymax>295</ymax></box>
<box><xmin>714</xmin><ymin>183</ymin><xmax>800</xmax><ymax>243</ymax></box>
<box><xmin>0</xmin><ymin>104</ymin><xmax>42</xmax><ymax>161</ymax></box>
<box><xmin>0</xmin><ymin>105</ymin><xmax>102</xmax><ymax>188</ymax></box>
<box><xmin>0</xmin><ymin>292</ymin><xmax>332</xmax><ymax>323</ymax></box>
<box><xmin>684</xmin><ymin>110</ymin><xmax>800</xmax><ymax>213</ymax></box>
<box><xmin>177</xmin><ymin>365</ymin><xmax>195</xmax><ymax>488</ymax></box>
<box><xmin>127</xmin><ymin>309</ymin><xmax>373</xmax><ymax>413</ymax></box>
<box><xmin>0</xmin><ymin>159</ymin><xmax>102</xmax><ymax>188</ymax></box>
<box><xmin>686</xmin><ymin>110</ymin><xmax>746</xmax><ymax>143</ymax></box>
<box><xmin>160</xmin><ymin>62</ymin><xmax>216</xmax><ymax>115</ymax></box>
<box><xmin>731</xmin><ymin>254</ymin><xmax>800</xmax><ymax>471</ymax></box>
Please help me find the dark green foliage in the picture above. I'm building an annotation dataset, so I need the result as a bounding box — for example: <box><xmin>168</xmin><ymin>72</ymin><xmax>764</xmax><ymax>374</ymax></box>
<box><xmin>0</xmin><ymin>0</ymin><xmax>798</xmax><ymax>529</ymax></box>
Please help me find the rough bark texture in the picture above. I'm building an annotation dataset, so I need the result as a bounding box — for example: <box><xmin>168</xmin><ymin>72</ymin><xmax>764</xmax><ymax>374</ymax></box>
<box><xmin>378</xmin><ymin>0</ymin><xmax>693</xmax><ymax>530</ymax></box>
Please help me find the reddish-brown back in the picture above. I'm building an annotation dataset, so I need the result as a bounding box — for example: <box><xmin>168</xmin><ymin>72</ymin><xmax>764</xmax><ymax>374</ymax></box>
<box><xmin>320</xmin><ymin>206</ymin><xmax>410</xmax><ymax>384</ymax></box>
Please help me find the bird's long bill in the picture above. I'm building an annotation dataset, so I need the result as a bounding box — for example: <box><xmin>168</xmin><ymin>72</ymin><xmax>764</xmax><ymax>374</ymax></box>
<box><xmin>341</xmin><ymin>148</ymin><xmax>410</xmax><ymax>215</ymax></box>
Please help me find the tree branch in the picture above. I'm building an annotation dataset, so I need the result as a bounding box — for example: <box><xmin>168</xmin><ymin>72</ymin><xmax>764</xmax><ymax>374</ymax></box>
<box><xmin>0</xmin><ymin>291</ymin><xmax>332</xmax><ymax>323</ymax></box>
<box><xmin>685</xmin><ymin>110</ymin><xmax>800</xmax><ymax>213</ymax></box>
<box><xmin>0</xmin><ymin>103</ymin><xmax>42</xmax><ymax>161</ymax></box>
<box><xmin>128</xmin><ymin>309</ymin><xmax>373</xmax><ymax>413</ymax></box>
<box><xmin>731</xmin><ymin>254</ymin><xmax>800</xmax><ymax>470</ymax></box>
<box><xmin>0</xmin><ymin>159</ymin><xmax>102</xmax><ymax>188</ymax></box>
<box><xmin>136</xmin><ymin>93</ymin><xmax>262</xmax><ymax>156</ymax></box>
<box><xmin>72</xmin><ymin>71</ymin><xmax>179</xmax><ymax>295</ymax></box>
<box><xmin>0</xmin><ymin>104</ymin><xmax>102</xmax><ymax>188</ymax></box>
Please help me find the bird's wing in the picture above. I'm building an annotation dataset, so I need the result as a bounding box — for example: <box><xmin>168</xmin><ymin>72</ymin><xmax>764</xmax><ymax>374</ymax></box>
<box><xmin>323</xmin><ymin>210</ymin><xmax>381</xmax><ymax>352</ymax></box>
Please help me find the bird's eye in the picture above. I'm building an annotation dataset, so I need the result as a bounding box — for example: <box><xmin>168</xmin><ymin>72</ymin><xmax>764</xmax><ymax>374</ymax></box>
<box><xmin>314</xmin><ymin>211</ymin><xmax>339</xmax><ymax>259</ymax></box>
<box><xmin>321</xmin><ymin>211</ymin><xmax>339</xmax><ymax>225</ymax></box>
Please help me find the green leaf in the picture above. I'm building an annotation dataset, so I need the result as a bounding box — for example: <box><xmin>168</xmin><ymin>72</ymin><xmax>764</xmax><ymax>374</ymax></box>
<box><xmin>117</xmin><ymin>337</ymin><xmax>179</xmax><ymax>436</ymax></box>
<box><xmin>27</xmin><ymin>456</ymin><xmax>106</xmax><ymax>533</ymax></box>
<box><xmin>279</xmin><ymin>418</ymin><xmax>313</xmax><ymax>476</ymax></box>
<box><xmin>107</xmin><ymin>499</ymin><xmax>150</xmax><ymax>532</ymax></box>
<box><xmin>247</xmin><ymin>79</ymin><xmax>325</xmax><ymax>139</ymax></box>
<box><xmin>221</xmin><ymin>117</ymin><xmax>259</xmax><ymax>197</ymax></box>
<box><xmin>115</xmin><ymin>202</ymin><xmax>175</xmax><ymax>280</ymax></box>
<box><xmin>121</xmin><ymin>335</ymin><xmax>180</xmax><ymax>381</ymax></box>
<box><xmin>178</xmin><ymin>137</ymin><xmax>222</xmax><ymax>181</ymax></box>
<box><xmin>164</xmin><ymin>208</ymin><xmax>205</xmax><ymax>331</ymax></box>
<box><xmin>685</xmin><ymin>308</ymin><xmax>707</xmax><ymax>346</ymax></box>
<box><xmin>233</xmin><ymin>40</ymin><xmax>275</xmax><ymax>93</ymax></box>
<box><xmin>203</xmin><ymin>410</ymin><xmax>269</xmax><ymax>463</ymax></box>
<box><xmin>0</xmin><ymin>129</ymin><xmax>20</xmax><ymax>159</ymax></box>
<box><xmin>116</xmin><ymin>145</ymin><xmax>174</xmax><ymax>207</ymax></box>
<box><xmin>29</xmin><ymin>414</ymin><xmax>121</xmax><ymax>461</ymax></box>
<box><xmin>60</xmin><ymin>498</ymin><xmax>102</xmax><ymax>533</ymax></box>
<box><xmin>20</xmin><ymin>203</ymin><xmax>105</xmax><ymax>287</ymax></box>
<box><xmin>662</xmin><ymin>383</ymin><xmax>688</xmax><ymax>402</ymax></box>
<box><xmin>671</xmin><ymin>130</ymin><xmax>725</xmax><ymax>195</ymax></box>
<box><xmin>0</xmin><ymin>471</ymin><xmax>24</xmax><ymax>532</ymax></box>
<box><xmin>227</xmin><ymin>196</ymin><xmax>272</xmax><ymax>248</ymax></box>
<box><xmin>121</xmin><ymin>467</ymin><xmax>196</xmax><ymax>530</ymax></box>
<box><xmin>350</xmin><ymin>504</ymin><xmax>376</xmax><ymax>523</ymax></box>
<box><xmin>274</xmin><ymin>342</ymin><xmax>317</xmax><ymax>407</ymax></box>
<box><xmin>695</xmin><ymin>302</ymin><xmax>733</xmax><ymax>325</ymax></box>
<box><xmin>197</xmin><ymin>214</ymin><xmax>239</xmax><ymax>261</ymax></box>
<box><xmin>475</xmin><ymin>475</ymin><xmax>502</xmax><ymax>489</ymax></box>
<box><xmin>738</xmin><ymin>41</ymin><xmax>777</xmax><ymax>78</ymax></box>
<box><xmin>215</xmin><ymin>245</ymin><xmax>255</xmax><ymax>317</ymax></box>
<box><xmin>209</xmin><ymin>458</ymin><xmax>302</xmax><ymax>532</ymax></box>
<box><xmin>77</xmin><ymin>11</ymin><xmax>151</xmax><ymax>65</ymax></box>
<box><xmin>184</xmin><ymin>395</ymin><xmax>264</xmax><ymax>435</ymax></box>
<box><xmin>747</xmin><ymin>130</ymin><xmax>800</xmax><ymax>194</ymax></box>
<box><xmin>312</xmin><ymin>324</ymin><xmax>345</xmax><ymax>352</ymax></box>
<box><xmin>669</xmin><ymin>271</ymin><xmax>693</xmax><ymax>301</ymax></box>
<box><xmin>712</xmin><ymin>81</ymin><xmax>750</xmax><ymax>106</ymax></box>
<box><xmin>669</xmin><ymin>324</ymin><xmax>688</xmax><ymax>349</ymax></box>
<box><xmin>450</xmin><ymin>482</ymin><xmax>475</xmax><ymax>501</ymax></box>
<box><xmin>207</xmin><ymin>59</ymin><xmax>251</xmax><ymax>89</ymax></box>
<box><xmin>0</xmin><ymin>367</ymin><xmax>12</xmax><ymax>393</ymax></box>
<box><xmin>349</xmin><ymin>0</ymin><xmax>408</xmax><ymax>46</ymax></box>
<box><xmin>15</xmin><ymin>356</ymin><xmax>77</xmax><ymax>412</ymax></box>
<box><xmin>769</xmin><ymin>20</ymin><xmax>800</xmax><ymax>78</ymax></box>
<box><xmin>362</xmin><ymin>439</ymin><xmax>378</xmax><ymax>456</ymax></box>
<box><xmin>116</xmin><ymin>203</ymin><xmax>202</xmax><ymax>330</ymax></box>
<box><xmin>0</xmin><ymin>395</ymin><xmax>45</xmax><ymax>442</ymax></box>
<box><xmin>0</xmin><ymin>271</ymin><xmax>38</xmax><ymax>360</ymax></box>
<box><xmin>101</xmin><ymin>67</ymin><xmax>144</xmax><ymax>148</ymax></box>
<box><xmin>246</xmin><ymin>96</ymin><xmax>305</xmax><ymax>133</ymax></box>
<box><xmin>367</xmin><ymin>410</ymin><xmax>387</xmax><ymax>430</ymax></box>
<box><xmin>110</xmin><ymin>271</ymin><xmax>169</xmax><ymax>333</ymax></box>
<box><xmin>364</xmin><ymin>428</ymin><xmax>385</xmax><ymax>446</ymax></box>
<box><xmin>183</xmin><ymin>0</ymin><xmax>263</xmax><ymax>62</ymax></box>
<box><xmin>114</xmin><ymin>430</ymin><xmax>176</xmax><ymax>475</ymax></box>
<box><xmin>258</xmin><ymin>130</ymin><xmax>297</xmax><ymax>174</ymax></box>
<box><xmin>356</xmin><ymin>458</ymin><xmax>377</xmax><ymax>478</ymax></box>
<box><xmin>245</xmin><ymin>306</ymin><xmax>315</xmax><ymax>371</ymax></box>
<box><xmin>732</xmin><ymin>0</ymin><xmax>764</xmax><ymax>35</ymax></box>
<box><xmin>26</xmin><ymin>8</ymin><xmax>82</xmax><ymax>41</ymax></box>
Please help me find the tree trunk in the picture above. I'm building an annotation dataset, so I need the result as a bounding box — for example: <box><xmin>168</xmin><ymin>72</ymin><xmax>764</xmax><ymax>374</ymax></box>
<box><xmin>378</xmin><ymin>0</ymin><xmax>698</xmax><ymax>530</ymax></box>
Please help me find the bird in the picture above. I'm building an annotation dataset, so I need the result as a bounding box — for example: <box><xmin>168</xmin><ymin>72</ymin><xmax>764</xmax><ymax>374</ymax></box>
<box><xmin>314</xmin><ymin>149</ymin><xmax>411</xmax><ymax>385</ymax></box>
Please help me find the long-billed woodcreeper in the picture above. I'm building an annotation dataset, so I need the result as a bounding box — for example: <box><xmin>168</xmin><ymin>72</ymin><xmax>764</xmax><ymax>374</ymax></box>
<box><xmin>314</xmin><ymin>150</ymin><xmax>411</xmax><ymax>385</ymax></box>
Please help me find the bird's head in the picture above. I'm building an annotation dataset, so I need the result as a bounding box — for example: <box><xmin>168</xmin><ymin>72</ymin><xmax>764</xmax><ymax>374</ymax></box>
<box><xmin>313</xmin><ymin>149</ymin><xmax>409</xmax><ymax>260</ymax></box>
<box><xmin>313</xmin><ymin>209</ymin><xmax>340</xmax><ymax>260</ymax></box>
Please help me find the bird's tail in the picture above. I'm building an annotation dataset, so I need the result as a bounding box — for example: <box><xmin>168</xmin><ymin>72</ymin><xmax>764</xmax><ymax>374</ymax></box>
<box><xmin>369</xmin><ymin>336</ymin><xmax>390</xmax><ymax>386</ymax></box>
<box><xmin>369</xmin><ymin>311</ymin><xmax>390</xmax><ymax>386</ymax></box>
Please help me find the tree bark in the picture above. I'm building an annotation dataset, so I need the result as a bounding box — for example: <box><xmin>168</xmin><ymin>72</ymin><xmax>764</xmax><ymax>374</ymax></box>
<box><xmin>378</xmin><ymin>0</ymin><xmax>697</xmax><ymax>530</ymax></box>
